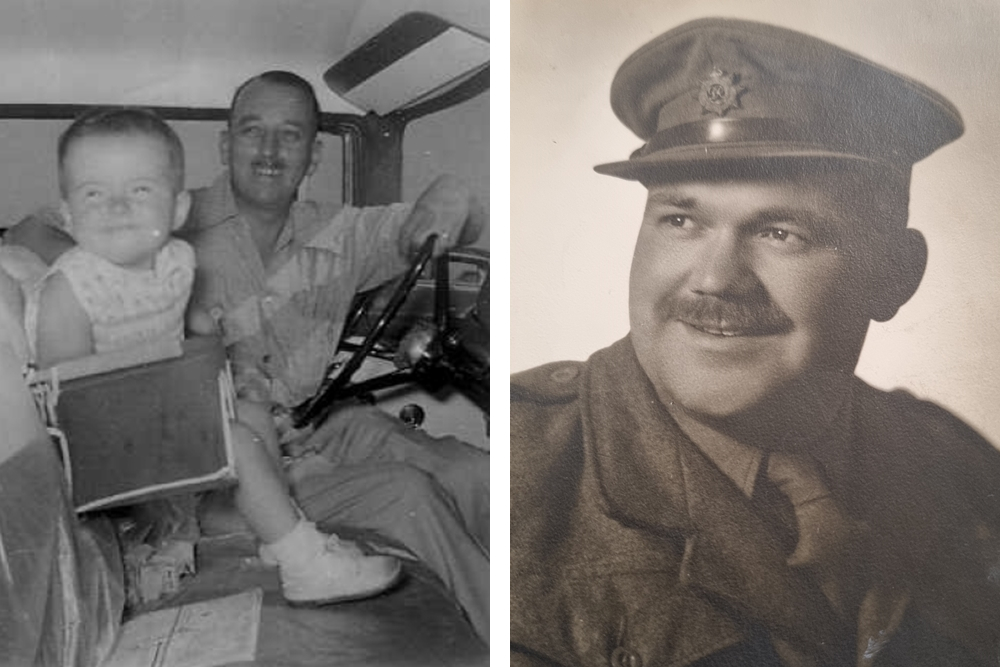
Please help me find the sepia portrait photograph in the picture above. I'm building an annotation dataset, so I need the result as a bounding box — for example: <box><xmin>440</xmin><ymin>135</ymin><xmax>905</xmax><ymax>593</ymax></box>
<box><xmin>0</xmin><ymin>1</ymin><xmax>491</xmax><ymax>666</ymax></box>
<box><xmin>512</xmin><ymin>0</ymin><xmax>1000</xmax><ymax>665</ymax></box>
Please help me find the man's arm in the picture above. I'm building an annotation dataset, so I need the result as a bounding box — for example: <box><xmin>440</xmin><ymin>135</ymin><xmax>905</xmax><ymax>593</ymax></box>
<box><xmin>397</xmin><ymin>175</ymin><xmax>486</xmax><ymax>260</ymax></box>
<box><xmin>34</xmin><ymin>272</ymin><xmax>93</xmax><ymax>368</ymax></box>
<box><xmin>345</xmin><ymin>175</ymin><xmax>486</xmax><ymax>294</ymax></box>
<box><xmin>4</xmin><ymin>208</ymin><xmax>76</xmax><ymax>265</ymax></box>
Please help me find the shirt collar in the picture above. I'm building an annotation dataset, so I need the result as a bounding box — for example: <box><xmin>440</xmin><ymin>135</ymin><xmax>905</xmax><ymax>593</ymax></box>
<box><xmin>696</xmin><ymin>433</ymin><xmax>764</xmax><ymax>497</ymax></box>
<box><xmin>699</xmin><ymin>381</ymin><xmax>855</xmax><ymax>498</ymax></box>
<box><xmin>188</xmin><ymin>172</ymin><xmax>333</xmax><ymax>254</ymax></box>
<box><xmin>186</xmin><ymin>173</ymin><xmax>238</xmax><ymax>230</ymax></box>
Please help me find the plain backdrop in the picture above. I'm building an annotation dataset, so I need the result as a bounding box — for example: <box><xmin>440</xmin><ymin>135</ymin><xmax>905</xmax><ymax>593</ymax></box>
<box><xmin>511</xmin><ymin>0</ymin><xmax>1000</xmax><ymax>447</ymax></box>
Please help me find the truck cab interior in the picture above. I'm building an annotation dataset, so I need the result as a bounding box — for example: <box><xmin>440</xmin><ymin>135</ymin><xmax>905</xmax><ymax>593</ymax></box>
<box><xmin>0</xmin><ymin>1</ymin><xmax>489</xmax><ymax>665</ymax></box>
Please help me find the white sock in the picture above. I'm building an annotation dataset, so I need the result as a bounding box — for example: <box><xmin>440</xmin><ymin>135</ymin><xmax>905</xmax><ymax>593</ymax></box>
<box><xmin>265</xmin><ymin>519</ymin><xmax>326</xmax><ymax>571</ymax></box>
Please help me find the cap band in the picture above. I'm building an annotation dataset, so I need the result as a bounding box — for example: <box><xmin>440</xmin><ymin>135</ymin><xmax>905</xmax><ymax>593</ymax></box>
<box><xmin>636</xmin><ymin>117</ymin><xmax>911</xmax><ymax>165</ymax></box>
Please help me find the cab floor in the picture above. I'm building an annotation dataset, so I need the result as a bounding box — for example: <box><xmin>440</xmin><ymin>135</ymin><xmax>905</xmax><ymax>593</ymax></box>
<box><xmin>133</xmin><ymin>530</ymin><xmax>488</xmax><ymax>667</ymax></box>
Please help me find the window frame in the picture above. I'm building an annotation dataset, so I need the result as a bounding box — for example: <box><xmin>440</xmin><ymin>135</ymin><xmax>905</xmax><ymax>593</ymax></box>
<box><xmin>0</xmin><ymin>104</ymin><xmax>364</xmax><ymax>206</ymax></box>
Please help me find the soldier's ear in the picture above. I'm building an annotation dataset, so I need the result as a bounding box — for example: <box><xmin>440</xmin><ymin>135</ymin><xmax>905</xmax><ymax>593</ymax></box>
<box><xmin>870</xmin><ymin>228</ymin><xmax>927</xmax><ymax>323</ymax></box>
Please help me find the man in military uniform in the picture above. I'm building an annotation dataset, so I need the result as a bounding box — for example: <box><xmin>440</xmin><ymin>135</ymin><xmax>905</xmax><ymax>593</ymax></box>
<box><xmin>511</xmin><ymin>18</ymin><xmax>1000</xmax><ymax>667</ymax></box>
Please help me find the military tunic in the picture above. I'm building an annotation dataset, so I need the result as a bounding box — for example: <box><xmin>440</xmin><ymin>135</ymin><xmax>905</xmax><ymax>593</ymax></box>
<box><xmin>511</xmin><ymin>337</ymin><xmax>1000</xmax><ymax>666</ymax></box>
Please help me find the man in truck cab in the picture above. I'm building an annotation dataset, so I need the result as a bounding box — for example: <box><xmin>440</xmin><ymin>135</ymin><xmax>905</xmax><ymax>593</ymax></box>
<box><xmin>511</xmin><ymin>18</ymin><xmax>1000</xmax><ymax>666</ymax></box>
<box><xmin>6</xmin><ymin>70</ymin><xmax>490</xmax><ymax>643</ymax></box>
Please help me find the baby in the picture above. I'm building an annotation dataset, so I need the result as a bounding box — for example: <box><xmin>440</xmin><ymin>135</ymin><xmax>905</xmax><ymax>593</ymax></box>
<box><xmin>29</xmin><ymin>107</ymin><xmax>400</xmax><ymax>605</ymax></box>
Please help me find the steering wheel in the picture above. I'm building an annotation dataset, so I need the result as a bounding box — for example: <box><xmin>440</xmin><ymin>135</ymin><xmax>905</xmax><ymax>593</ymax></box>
<box><xmin>291</xmin><ymin>234</ymin><xmax>440</xmax><ymax>429</ymax></box>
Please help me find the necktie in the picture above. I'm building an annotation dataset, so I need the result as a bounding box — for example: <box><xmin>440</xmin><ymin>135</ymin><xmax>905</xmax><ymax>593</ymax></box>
<box><xmin>764</xmin><ymin>451</ymin><xmax>865</xmax><ymax>619</ymax></box>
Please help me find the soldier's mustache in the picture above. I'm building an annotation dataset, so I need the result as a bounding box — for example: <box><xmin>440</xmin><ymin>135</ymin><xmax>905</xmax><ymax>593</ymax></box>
<box><xmin>667</xmin><ymin>294</ymin><xmax>793</xmax><ymax>336</ymax></box>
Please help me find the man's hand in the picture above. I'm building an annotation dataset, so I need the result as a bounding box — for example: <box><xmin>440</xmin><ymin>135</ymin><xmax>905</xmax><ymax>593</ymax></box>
<box><xmin>399</xmin><ymin>175</ymin><xmax>485</xmax><ymax>260</ymax></box>
<box><xmin>185</xmin><ymin>305</ymin><xmax>221</xmax><ymax>337</ymax></box>
<box><xmin>284</xmin><ymin>404</ymin><xmax>408</xmax><ymax>463</ymax></box>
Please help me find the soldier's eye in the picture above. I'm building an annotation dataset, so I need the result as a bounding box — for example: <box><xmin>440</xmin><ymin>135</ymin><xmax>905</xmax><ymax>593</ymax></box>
<box><xmin>758</xmin><ymin>225</ymin><xmax>813</xmax><ymax>250</ymax></box>
<box><xmin>661</xmin><ymin>214</ymin><xmax>690</xmax><ymax>228</ymax></box>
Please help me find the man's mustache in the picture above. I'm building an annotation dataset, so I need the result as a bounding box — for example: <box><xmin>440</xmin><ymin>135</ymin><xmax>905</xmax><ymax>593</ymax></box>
<box><xmin>251</xmin><ymin>158</ymin><xmax>287</xmax><ymax>170</ymax></box>
<box><xmin>665</xmin><ymin>292</ymin><xmax>793</xmax><ymax>335</ymax></box>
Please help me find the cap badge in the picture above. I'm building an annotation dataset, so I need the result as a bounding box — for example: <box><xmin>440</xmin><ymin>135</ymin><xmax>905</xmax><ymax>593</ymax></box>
<box><xmin>698</xmin><ymin>68</ymin><xmax>744</xmax><ymax>116</ymax></box>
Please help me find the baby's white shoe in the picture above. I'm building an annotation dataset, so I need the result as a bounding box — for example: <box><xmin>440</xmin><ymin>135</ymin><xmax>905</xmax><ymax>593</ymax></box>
<box><xmin>266</xmin><ymin>520</ymin><xmax>402</xmax><ymax>606</ymax></box>
<box><xmin>258</xmin><ymin>521</ymin><xmax>366</xmax><ymax>566</ymax></box>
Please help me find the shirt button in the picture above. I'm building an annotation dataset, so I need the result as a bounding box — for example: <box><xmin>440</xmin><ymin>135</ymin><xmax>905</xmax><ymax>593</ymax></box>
<box><xmin>262</xmin><ymin>354</ymin><xmax>272</xmax><ymax>366</ymax></box>
<box><xmin>610</xmin><ymin>646</ymin><xmax>641</xmax><ymax>667</ymax></box>
<box><xmin>261</xmin><ymin>295</ymin><xmax>277</xmax><ymax>315</ymax></box>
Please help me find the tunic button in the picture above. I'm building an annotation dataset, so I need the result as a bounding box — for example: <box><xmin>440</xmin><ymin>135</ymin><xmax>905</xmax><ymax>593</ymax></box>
<box><xmin>610</xmin><ymin>646</ymin><xmax>641</xmax><ymax>667</ymax></box>
<box><xmin>550</xmin><ymin>366</ymin><xmax>579</xmax><ymax>383</ymax></box>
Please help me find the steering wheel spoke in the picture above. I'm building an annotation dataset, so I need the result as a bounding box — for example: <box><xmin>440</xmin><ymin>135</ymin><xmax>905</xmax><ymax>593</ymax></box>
<box><xmin>291</xmin><ymin>234</ymin><xmax>439</xmax><ymax>428</ymax></box>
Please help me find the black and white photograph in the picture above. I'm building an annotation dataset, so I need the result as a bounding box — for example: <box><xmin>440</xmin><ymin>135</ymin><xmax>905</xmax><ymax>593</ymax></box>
<box><xmin>0</xmin><ymin>2</ymin><xmax>490</xmax><ymax>666</ymax></box>
<box><xmin>512</xmin><ymin>1</ymin><xmax>1000</xmax><ymax>665</ymax></box>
